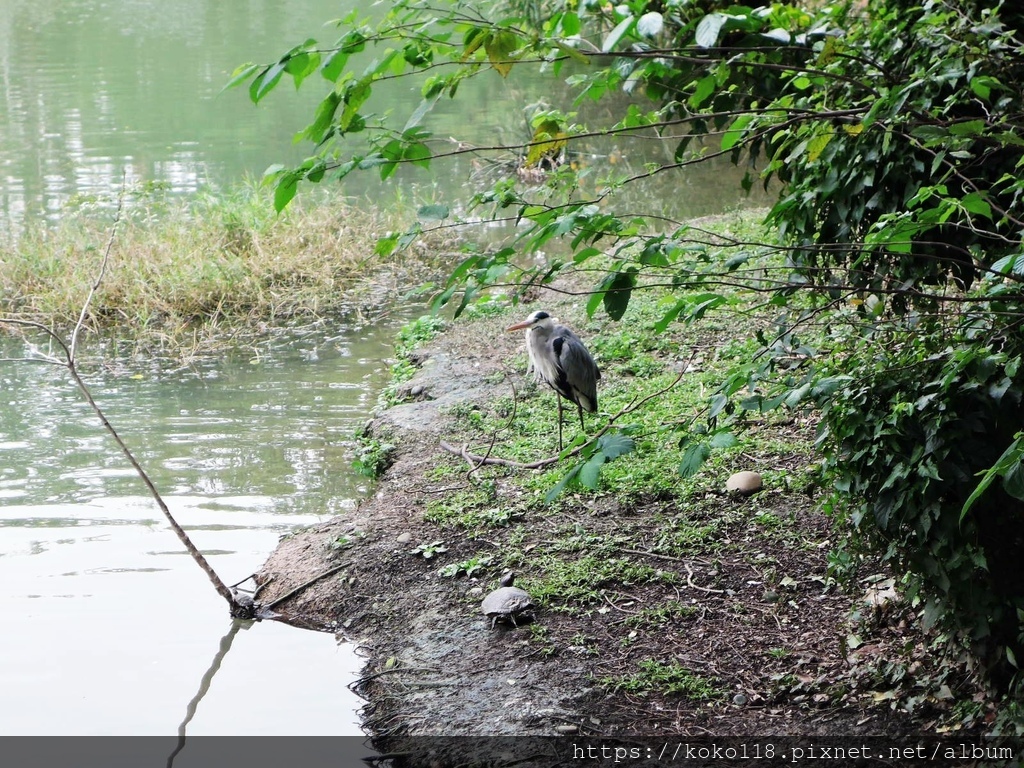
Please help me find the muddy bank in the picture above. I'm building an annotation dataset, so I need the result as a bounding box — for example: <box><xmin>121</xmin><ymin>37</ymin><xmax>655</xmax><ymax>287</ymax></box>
<box><xmin>256</xmin><ymin>319</ymin><xmax>581</xmax><ymax>735</ymax></box>
<box><xmin>255</xmin><ymin>305</ymin><xmax>985</xmax><ymax>757</ymax></box>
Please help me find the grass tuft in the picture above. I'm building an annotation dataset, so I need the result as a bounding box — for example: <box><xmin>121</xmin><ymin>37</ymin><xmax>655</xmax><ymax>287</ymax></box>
<box><xmin>0</xmin><ymin>184</ymin><xmax>457</xmax><ymax>355</ymax></box>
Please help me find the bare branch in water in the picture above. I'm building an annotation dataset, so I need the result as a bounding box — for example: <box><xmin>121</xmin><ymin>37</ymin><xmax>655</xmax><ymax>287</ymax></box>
<box><xmin>0</xmin><ymin>185</ymin><xmax>246</xmax><ymax>616</ymax></box>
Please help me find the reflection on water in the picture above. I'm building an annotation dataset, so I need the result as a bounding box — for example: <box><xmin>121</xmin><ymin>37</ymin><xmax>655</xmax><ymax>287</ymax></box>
<box><xmin>0</xmin><ymin>318</ymin><xmax>408</xmax><ymax>735</ymax></box>
<box><xmin>0</xmin><ymin>0</ymin><xmax>771</xmax><ymax>235</ymax></box>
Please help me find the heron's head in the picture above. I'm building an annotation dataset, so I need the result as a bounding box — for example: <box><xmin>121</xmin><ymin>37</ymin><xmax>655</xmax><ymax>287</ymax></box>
<box><xmin>507</xmin><ymin>310</ymin><xmax>554</xmax><ymax>332</ymax></box>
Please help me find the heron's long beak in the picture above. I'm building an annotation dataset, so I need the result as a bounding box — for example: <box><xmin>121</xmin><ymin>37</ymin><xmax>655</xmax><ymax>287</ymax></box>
<box><xmin>506</xmin><ymin>320</ymin><xmax>532</xmax><ymax>331</ymax></box>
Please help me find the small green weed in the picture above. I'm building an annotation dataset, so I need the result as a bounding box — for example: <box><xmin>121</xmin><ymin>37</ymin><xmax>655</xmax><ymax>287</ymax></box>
<box><xmin>327</xmin><ymin>532</ymin><xmax>363</xmax><ymax>552</ymax></box>
<box><xmin>409</xmin><ymin>540</ymin><xmax>448</xmax><ymax>559</ymax></box>
<box><xmin>424</xmin><ymin>487</ymin><xmax>511</xmax><ymax>529</ymax></box>
<box><xmin>439</xmin><ymin>554</ymin><xmax>495</xmax><ymax>578</ymax></box>
<box><xmin>605</xmin><ymin>660</ymin><xmax>725</xmax><ymax>701</ymax></box>
<box><xmin>352</xmin><ymin>433</ymin><xmax>396</xmax><ymax>479</ymax></box>
<box><xmin>397</xmin><ymin>315</ymin><xmax>447</xmax><ymax>351</ymax></box>
<box><xmin>528</xmin><ymin>555</ymin><xmax>674</xmax><ymax>608</ymax></box>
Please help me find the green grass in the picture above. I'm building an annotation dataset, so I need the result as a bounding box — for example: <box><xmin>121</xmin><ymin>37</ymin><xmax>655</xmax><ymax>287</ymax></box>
<box><xmin>352</xmin><ymin>430</ymin><xmax>397</xmax><ymax>479</ymax></box>
<box><xmin>0</xmin><ymin>183</ymin><xmax>456</xmax><ymax>354</ymax></box>
<box><xmin>604</xmin><ymin>660</ymin><xmax>726</xmax><ymax>701</ymax></box>
<box><xmin>523</xmin><ymin>555</ymin><xmax>676</xmax><ymax>610</ymax></box>
<box><xmin>381</xmin><ymin>314</ymin><xmax>449</xmax><ymax>406</ymax></box>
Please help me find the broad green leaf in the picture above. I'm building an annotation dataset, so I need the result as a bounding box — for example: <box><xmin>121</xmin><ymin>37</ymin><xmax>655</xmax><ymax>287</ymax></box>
<box><xmin>961</xmin><ymin>191</ymin><xmax>993</xmax><ymax>220</ymax></box>
<box><xmin>573</xmin><ymin>246</ymin><xmax>602</xmax><ymax>264</ymax></box>
<box><xmin>654</xmin><ymin>298</ymin><xmax>686</xmax><ymax>332</ymax></box>
<box><xmin>724</xmin><ymin>251</ymin><xmax>752</xmax><ymax>270</ymax></box>
<box><xmin>695</xmin><ymin>13</ymin><xmax>726</xmax><ymax>48</ymax></box>
<box><xmin>545</xmin><ymin>464</ymin><xmax>583</xmax><ymax>503</ymax></box>
<box><xmin>636</xmin><ymin>12</ymin><xmax>663</xmax><ymax>38</ymax></box>
<box><xmin>1003</xmin><ymin>461</ymin><xmax>1024</xmax><ymax>501</ymax></box>
<box><xmin>598</xmin><ymin>433</ymin><xmax>635</xmax><ymax>460</ymax></box>
<box><xmin>273</xmin><ymin>174</ymin><xmax>298</xmax><ymax>212</ymax></box>
<box><xmin>783</xmin><ymin>382</ymin><xmax>812</xmax><ymax>408</ymax></box>
<box><xmin>708</xmin><ymin>393</ymin><xmax>728</xmax><ymax>418</ymax></box>
<box><xmin>485</xmin><ymin>32</ymin><xmax>519</xmax><ymax>77</ymax></box>
<box><xmin>404</xmin><ymin>142</ymin><xmax>432</xmax><ymax>169</ymax></box>
<box><xmin>689</xmin><ymin>294</ymin><xmax>726</xmax><ymax>320</ymax></box>
<box><xmin>560</xmin><ymin>11</ymin><xmax>581</xmax><ymax>36</ymax></box>
<box><xmin>222</xmin><ymin>63</ymin><xmax>260</xmax><ymax>93</ymax></box>
<box><xmin>579</xmin><ymin>454</ymin><xmax>605</xmax><ymax>490</ymax></box>
<box><xmin>304</xmin><ymin>92</ymin><xmax>342</xmax><ymax>144</ymax></box>
<box><xmin>948</xmin><ymin>119</ymin><xmax>986</xmax><ymax>137</ymax></box>
<box><xmin>688</xmin><ymin>75</ymin><xmax>716</xmax><ymax>109</ymax></box>
<box><xmin>721</xmin><ymin>113</ymin><xmax>754</xmax><ymax>151</ymax></box>
<box><xmin>961</xmin><ymin>435</ymin><xmax>1024</xmax><ymax>520</ymax></box>
<box><xmin>585</xmin><ymin>280</ymin><xmax>605</xmax><ymax>318</ymax></box>
<box><xmin>603</xmin><ymin>269</ymin><xmax>637</xmax><ymax>321</ymax></box>
<box><xmin>679</xmin><ymin>441</ymin><xmax>711</xmax><ymax>478</ymax></box>
<box><xmin>340</xmin><ymin>79</ymin><xmax>371</xmax><ymax>125</ymax></box>
<box><xmin>601</xmin><ymin>16</ymin><xmax>634</xmax><ymax>53</ymax></box>
<box><xmin>320</xmin><ymin>49</ymin><xmax>350</xmax><ymax>83</ymax></box>
<box><xmin>285</xmin><ymin>48</ymin><xmax>321</xmax><ymax>89</ymax></box>
<box><xmin>709</xmin><ymin>431</ymin><xmax>738</xmax><ymax>449</ymax></box>
<box><xmin>250</xmin><ymin>61</ymin><xmax>286</xmax><ymax>103</ymax></box>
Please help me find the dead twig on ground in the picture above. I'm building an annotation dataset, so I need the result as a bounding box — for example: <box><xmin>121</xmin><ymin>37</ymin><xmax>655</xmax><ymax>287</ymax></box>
<box><xmin>262</xmin><ymin>560</ymin><xmax>353</xmax><ymax>611</ymax></box>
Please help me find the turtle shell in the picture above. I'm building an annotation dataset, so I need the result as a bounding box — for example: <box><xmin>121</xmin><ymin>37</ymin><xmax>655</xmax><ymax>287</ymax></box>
<box><xmin>481</xmin><ymin>576</ymin><xmax>535</xmax><ymax>627</ymax></box>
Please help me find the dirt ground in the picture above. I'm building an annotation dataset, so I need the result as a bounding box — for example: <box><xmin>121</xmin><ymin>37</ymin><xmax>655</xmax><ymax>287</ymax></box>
<box><xmin>255</xmin><ymin>304</ymin><xmax>993</xmax><ymax>766</ymax></box>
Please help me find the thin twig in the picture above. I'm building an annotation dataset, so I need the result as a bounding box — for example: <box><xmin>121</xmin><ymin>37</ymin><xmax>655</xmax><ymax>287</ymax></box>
<box><xmin>262</xmin><ymin>560</ymin><xmax>352</xmax><ymax>611</ymax></box>
<box><xmin>0</xmin><ymin>193</ymin><xmax>241</xmax><ymax>614</ymax></box>
<box><xmin>685</xmin><ymin>562</ymin><xmax>725</xmax><ymax>594</ymax></box>
<box><xmin>70</xmin><ymin>179</ymin><xmax>122</xmax><ymax>363</ymax></box>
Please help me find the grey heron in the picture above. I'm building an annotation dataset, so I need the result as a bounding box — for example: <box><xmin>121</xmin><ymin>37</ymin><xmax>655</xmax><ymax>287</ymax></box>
<box><xmin>507</xmin><ymin>310</ymin><xmax>601</xmax><ymax>449</ymax></box>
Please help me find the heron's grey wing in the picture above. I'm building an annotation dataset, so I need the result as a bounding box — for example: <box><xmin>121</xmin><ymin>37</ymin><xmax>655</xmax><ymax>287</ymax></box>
<box><xmin>551</xmin><ymin>329</ymin><xmax>600</xmax><ymax>412</ymax></box>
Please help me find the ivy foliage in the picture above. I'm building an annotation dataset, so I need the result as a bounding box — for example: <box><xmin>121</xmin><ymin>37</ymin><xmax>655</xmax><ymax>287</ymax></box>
<box><xmin>233</xmin><ymin>0</ymin><xmax>1024</xmax><ymax>697</ymax></box>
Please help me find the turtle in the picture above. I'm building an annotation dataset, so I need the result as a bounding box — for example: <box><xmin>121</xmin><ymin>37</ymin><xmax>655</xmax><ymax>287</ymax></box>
<box><xmin>481</xmin><ymin>571</ymin><xmax>535</xmax><ymax>629</ymax></box>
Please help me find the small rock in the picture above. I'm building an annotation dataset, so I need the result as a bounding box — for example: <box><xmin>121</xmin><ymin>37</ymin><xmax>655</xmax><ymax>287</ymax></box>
<box><xmin>410</xmin><ymin>384</ymin><xmax>424</xmax><ymax>397</ymax></box>
<box><xmin>726</xmin><ymin>470</ymin><xmax>763</xmax><ymax>496</ymax></box>
<box><xmin>732</xmin><ymin>693</ymin><xmax>748</xmax><ymax>706</ymax></box>
<box><xmin>396</xmin><ymin>532</ymin><xmax>413</xmax><ymax>544</ymax></box>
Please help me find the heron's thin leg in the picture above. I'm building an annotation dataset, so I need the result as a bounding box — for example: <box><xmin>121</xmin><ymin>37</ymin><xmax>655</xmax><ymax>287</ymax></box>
<box><xmin>576</xmin><ymin>402</ymin><xmax>585</xmax><ymax>431</ymax></box>
<box><xmin>557</xmin><ymin>396</ymin><xmax>564</xmax><ymax>451</ymax></box>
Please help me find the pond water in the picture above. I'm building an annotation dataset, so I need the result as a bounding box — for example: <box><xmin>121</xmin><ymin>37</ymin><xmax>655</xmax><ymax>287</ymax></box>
<box><xmin>0</xmin><ymin>317</ymin><xmax>406</xmax><ymax>735</ymax></box>
<box><xmin>0</xmin><ymin>0</ymin><xmax>769</xmax><ymax>234</ymax></box>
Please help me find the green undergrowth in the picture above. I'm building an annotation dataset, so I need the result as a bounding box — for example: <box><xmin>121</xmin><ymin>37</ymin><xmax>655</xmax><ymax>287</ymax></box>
<box><xmin>386</xmin><ymin>212</ymin><xmax>848</xmax><ymax>703</ymax></box>
<box><xmin>381</xmin><ymin>314</ymin><xmax>448</xmax><ymax>407</ymax></box>
<box><xmin>374</xmin><ymin>211</ymin><xmax>994</xmax><ymax>723</ymax></box>
<box><xmin>603</xmin><ymin>660</ymin><xmax>727</xmax><ymax>702</ymax></box>
<box><xmin>0</xmin><ymin>183</ymin><xmax>456</xmax><ymax>355</ymax></box>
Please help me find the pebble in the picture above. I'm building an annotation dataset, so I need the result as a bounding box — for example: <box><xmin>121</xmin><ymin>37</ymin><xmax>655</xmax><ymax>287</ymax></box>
<box><xmin>726</xmin><ymin>470</ymin><xmax>763</xmax><ymax>496</ymax></box>
<box><xmin>396</xmin><ymin>532</ymin><xmax>413</xmax><ymax>544</ymax></box>
<box><xmin>733</xmin><ymin>693</ymin><xmax>748</xmax><ymax>706</ymax></box>
<box><xmin>410</xmin><ymin>384</ymin><xmax>424</xmax><ymax>397</ymax></box>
